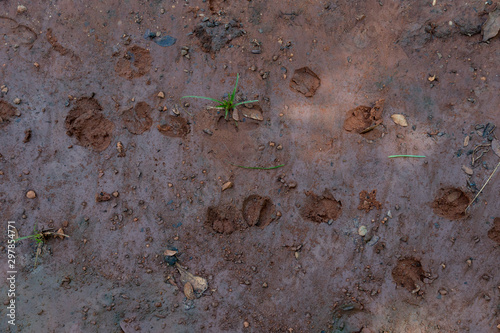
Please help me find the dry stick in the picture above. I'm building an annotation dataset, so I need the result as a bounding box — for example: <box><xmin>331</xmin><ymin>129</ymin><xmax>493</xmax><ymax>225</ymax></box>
<box><xmin>465</xmin><ymin>161</ymin><xmax>500</xmax><ymax>212</ymax></box>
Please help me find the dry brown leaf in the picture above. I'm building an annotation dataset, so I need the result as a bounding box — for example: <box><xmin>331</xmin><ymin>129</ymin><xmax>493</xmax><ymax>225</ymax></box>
<box><xmin>390</xmin><ymin>114</ymin><xmax>408</xmax><ymax>127</ymax></box>
<box><xmin>184</xmin><ymin>282</ymin><xmax>196</xmax><ymax>300</ymax></box>
<box><xmin>176</xmin><ymin>263</ymin><xmax>208</xmax><ymax>297</ymax></box>
<box><xmin>164</xmin><ymin>249</ymin><xmax>178</xmax><ymax>256</ymax></box>
<box><xmin>482</xmin><ymin>9</ymin><xmax>500</xmax><ymax>42</ymax></box>
<box><xmin>492</xmin><ymin>139</ymin><xmax>500</xmax><ymax>158</ymax></box>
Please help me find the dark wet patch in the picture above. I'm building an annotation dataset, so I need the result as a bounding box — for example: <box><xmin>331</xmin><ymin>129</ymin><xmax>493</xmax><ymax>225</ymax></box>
<box><xmin>301</xmin><ymin>190</ymin><xmax>342</xmax><ymax>223</ymax></box>
<box><xmin>64</xmin><ymin>97</ymin><xmax>114</xmax><ymax>152</ymax></box>
<box><xmin>122</xmin><ymin>102</ymin><xmax>153</xmax><ymax>135</ymax></box>
<box><xmin>289</xmin><ymin>67</ymin><xmax>321</xmax><ymax>97</ymax></box>
<box><xmin>431</xmin><ymin>187</ymin><xmax>469</xmax><ymax>220</ymax></box>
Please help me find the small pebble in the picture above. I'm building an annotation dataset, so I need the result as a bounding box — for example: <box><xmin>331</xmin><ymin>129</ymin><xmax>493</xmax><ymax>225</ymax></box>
<box><xmin>26</xmin><ymin>190</ymin><xmax>36</xmax><ymax>199</ymax></box>
<box><xmin>262</xmin><ymin>282</ymin><xmax>268</xmax><ymax>288</ymax></box>
<box><xmin>17</xmin><ymin>5</ymin><xmax>27</xmax><ymax>14</ymax></box>
<box><xmin>438</xmin><ymin>289</ymin><xmax>448</xmax><ymax>295</ymax></box>
<box><xmin>244</xmin><ymin>321</ymin><xmax>250</xmax><ymax>328</ymax></box>
<box><xmin>13</xmin><ymin>98</ymin><xmax>21</xmax><ymax>105</ymax></box>
<box><xmin>157</xmin><ymin>91</ymin><xmax>165</xmax><ymax>99</ymax></box>
<box><xmin>358</xmin><ymin>226</ymin><xmax>368</xmax><ymax>236</ymax></box>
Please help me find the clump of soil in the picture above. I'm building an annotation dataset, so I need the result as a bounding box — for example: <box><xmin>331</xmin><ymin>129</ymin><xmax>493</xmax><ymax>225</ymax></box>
<box><xmin>487</xmin><ymin>217</ymin><xmax>500</xmax><ymax>245</ymax></box>
<box><xmin>122</xmin><ymin>102</ymin><xmax>153</xmax><ymax>135</ymax></box>
<box><xmin>157</xmin><ymin>116</ymin><xmax>190</xmax><ymax>137</ymax></box>
<box><xmin>115</xmin><ymin>45</ymin><xmax>152</xmax><ymax>79</ymax></box>
<box><xmin>289</xmin><ymin>67</ymin><xmax>321</xmax><ymax>97</ymax></box>
<box><xmin>343</xmin><ymin>99</ymin><xmax>385</xmax><ymax>137</ymax></box>
<box><xmin>0</xmin><ymin>100</ymin><xmax>17</xmax><ymax>128</ymax></box>
<box><xmin>301</xmin><ymin>190</ymin><xmax>342</xmax><ymax>223</ymax></box>
<box><xmin>65</xmin><ymin>97</ymin><xmax>114</xmax><ymax>152</ymax></box>
<box><xmin>208</xmin><ymin>0</ymin><xmax>225</xmax><ymax>13</ymax></box>
<box><xmin>431</xmin><ymin>187</ymin><xmax>469</xmax><ymax>220</ymax></box>
<box><xmin>358</xmin><ymin>189</ymin><xmax>382</xmax><ymax>212</ymax></box>
<box><xmin>193</xmin><ymin>19</ymin><xmax>244</xmax><ymax>53</ymax></box>
<box><xmin>242</xmin><ymin>195</ymin><xmax>277</xmax><ymax>228</ymax></box>
<box><xmin>392</xmin><ymin>258</ymin><xmax>426</xmax><ymax>292</ymax></box>
<box><xmin>206</xmin><ymin>206</ymin><xmax>245</xmax><ymax>234</ymax></box>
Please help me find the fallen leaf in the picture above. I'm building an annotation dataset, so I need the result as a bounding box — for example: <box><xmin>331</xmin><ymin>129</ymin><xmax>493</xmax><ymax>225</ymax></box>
<box><xmin>184</xmin><ymin>282</ymin><xmax>196</xmax><ymax>300</ymax></box>
<box><xmin>164</xmin><ymin>249</ymin><xmax>178</xmax><ymax>256</ymax></box>
<box><xmin>241</xmin><ymin>108</ymin><xmax>264</xmax><ymax>121</ymax></box>
<box><xmin>221</xmin><ymin>181</ymin><xmax>233</xmax><ymax>192</ymax></box>
<box><xmin>175</xmin><ymin>263</ymin><xmax>208</xmax><ymax>298</ymax></box>
<box><xmin>492</xmin><ymin>139</ymin><xmax>500</xmax><ymax>158</ymax></box>
<box><xmin>232</xmin><ymin>109</ymin><xmax>240</xmax><ymax>121</ymax></box>
<box><xmin>462</xmin><ymin>165</ymin><xmax>473</xmax><ymax>176</ymax></box>
<box><xmin>482</xmin><ymin>9</ymin><xmax>500</xmax><ymax>42</ymax></box>
<box><xmin>391</xmin><ymin>114</ymin><xmax>408</xmax><ymax>127</ymax></box>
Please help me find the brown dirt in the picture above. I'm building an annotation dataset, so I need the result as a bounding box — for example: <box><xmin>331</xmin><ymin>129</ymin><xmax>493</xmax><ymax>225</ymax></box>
<box><xmin>242</xmin><ymin>195</ymin><xmax>277</xmax><ymax>228</ymax></box>
<box><xmin>114</xmin><ymin>45</ymin><xmax>152</xmax><ymax>79</ymax></box>
<box><xmin>0</xmin><ymin>100</ymin><xmax>17</xmax><ymax>128</ymax></box>
<box><xmin>2</xmin><ymin>1</ymin><xmax>500</xmax><ymax>332</ymax></box>
<box><xmin>122</xmin><ymin>102</ymin><xmax>153</xmax><ymax>135</ymax></box>
<box><xmin>431</xmin><ymin>187</ymin><xmax>470</xmax><ymax>220</ymax></box>
<box><xmin>487</xmin><ymin>217</ymin><xmax>500</xmax><ymax>245</ymax></box>
<box><xmin>157</xmin><ymin>116</ymin><xmax>190</xmax><ymax>137</ymax></box>
<box><xmin>64</xmin><ymin>97</ymin><xmax>115</xmax><ymax>152</ymax></box>
<box><xmin>358</xmin><ymin>189</ymin><xmax>382</xmax><ymax>212</ymax></box>
<box><xmin>289</xmin><ymin>67</ymin><xmax>321</xmax><ymax>97</ymax></box>
<box><xmin>301</xmin><ymin>190</ymin><xmax>342</xmax><ymax>223</ymax></box>
<box><xmin>392</xmin><ymin>258</ymin><xmax>426</xmax><ymax>292</ymax></box>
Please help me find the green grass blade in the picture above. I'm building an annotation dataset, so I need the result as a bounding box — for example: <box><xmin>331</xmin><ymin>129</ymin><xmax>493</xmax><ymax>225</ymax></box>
<box><xmin>230</xmin><ymin>163</ymin><xmax>285</xmax><ymax>170</ymax></box>
<box><xmin>181</xmin><ymin>96</ymin><xmax>223</xmax><ymax>103</ymax></box>
<box><xmin>231</xmin><ymin>73</ymin><xmax>239</xmax><ymax>102</ymax></box>
<box><xmin>15</xmin><ymin>235</ymin><xmax>36</xmax><ymax>242</ymax></box>
<box><xmin>234</xmin><ymin>100</ymin><xmax>259</xmax><ymax>106</ymax></box>
<box><xmin>388</xmin><ymin>155</ymin><xmax>426</xmax><ymax>158</ymax></box>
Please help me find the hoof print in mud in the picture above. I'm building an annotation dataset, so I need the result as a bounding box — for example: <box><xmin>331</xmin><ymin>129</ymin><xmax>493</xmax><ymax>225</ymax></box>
<box><xmin>157</xmin><ymin>116</ymin><xmax>190</xmax><ymax>138</ymax></box>
<box><xmin>289</xmin><ymin>67</ymin><xmax>321</xmax><ymax>97</ymax></box>
<box><xmin>206</xmin><ymin>206</ymin><xmax>244</xmax><ymax>234</ymax></box>
<box><xmin>64</xmin><ymin>97</ymin><xmax>115</xmax><ymax>152</ymax></box>
<box><xmin>431</xmin><ymin>187</ymin><xmax>469</xmax><ymax>220</ymax></box>
<box><xmin>115</xmin><ymin>45</ymin><xmax>152</xmax><ymax>79</ymax></box>
<box><xmin>242</xmin><ymin>195</ymin><xmax>277</xmax><ymax>228</ymax></box>
<box><xmin>194</xmin><ymin>19</ymin><xmax>244</xmax><ymax>53</ymax></box>
<box><xmin>0</xmin><ymin>100</ymin><xmax>17</xmax><ymax>128</ymax></box>
<box><xmin>301</xmin><ymin>190</ymin><xmax>342</xmax><ymax>223</ymax></box>
<box><xmin>392</xmin><ymin>258</ymin><xmax>426</xmax><ymax>293</ymax></box>
<box><xmin>123</xmin><ymin>102</ymin><xmax>153</xmax><ymax>135</ymax></box>
<box><xmin>343</xmin><ymin>99</ymin><xmax>385</xmax><ymax>139</ymax></box>
<box><xmin>488</xmin><ymin>218</ymin><xmax>500</xmax><ymax>245</ymax></box>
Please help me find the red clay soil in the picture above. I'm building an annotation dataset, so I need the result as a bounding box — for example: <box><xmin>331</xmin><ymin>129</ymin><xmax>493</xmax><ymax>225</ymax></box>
<box><xmin>1</xmin><ymin>1</ymin><xmax>500</xmax><ymax>332</ymax></box>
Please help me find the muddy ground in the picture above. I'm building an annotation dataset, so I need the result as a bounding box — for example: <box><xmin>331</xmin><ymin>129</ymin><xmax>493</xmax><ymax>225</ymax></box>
<box><xmin>1</xmin><ymin>0</ymin><xmax>500</xmax><ymax>332</ymax></box>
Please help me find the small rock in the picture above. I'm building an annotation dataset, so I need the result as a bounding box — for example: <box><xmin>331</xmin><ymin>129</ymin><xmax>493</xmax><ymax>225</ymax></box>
<box><xmin>244</xmin><ymin>321</ymin><xmax>250</xmax><ymax>328</ymax></box>
<box><xmin>95</xmin><ymin>192</ymin><xmax>112</xmax><ymax>202</ymax></box>
<box><xmin>288</xmin><ymin>181</ymin><xmax>297</xmax><ymax>189</ymax></box>
<box><xmin>462</xmin><ymin>165</ymin><xmax>473</xmax><ymax>175</ymax></box>
<box><xmin>26</xmin><ymin>190</ymin><xmax>36</xmax><ymax>199</ymax></box>
<box><xmin>112</xmin><ymin>191</ymin><xmax>119</xmax><ymax>198</ymax></box>
<box><xmin>17</xmin><ymin>5</ymin><xmax>27</xmax><ymax>14</ymax></box>
<box><xmin>13</xmin><ymin>98</ymin><xmax>21</xmax><ymax>105</ymax></box>
<box><xmin>463</xmin><ymin>135</ymin><xmax>470</xmax><ymax>147</ymax></box>
<box><xmin>262</xmin><ymin>282</ymin><xmax>268</xmax><ymax>288</ymax></box>
<box><xmin>438</xmin><ymin>289</ymin><xmax>448</xmax><ymax>295</ymax></box>
<box><xmin>276</xmin><ymin>144</ymin><xmax>283</xmax><ymax>150</ymax></box>
<box><xmin>276</xmin><ymin>211</ymin><xmax>282</xmax><ymax>217</ymax></box>
<box><xmin>0</xmin><ymin>85</ymin><xmax>8</xmax><ymax>93</ymax></box>
<box><xmin>269</xmin><ymin>142</ymin><xmax>276</xmax><ymax>147</ymax></box>
<box><xmin>157</xmin><ymin>91</ymin><xmax>165</xmax><ymax>99</ymax></box>
<box><xmin>358</xmin><ymin>225</ymin><xmax>368</xmax><ymax>236</ymax></box>
<box><xmin>221</xmin><ymin>181</ymin><xmax>233</xmax><ymax>192</ymax></box>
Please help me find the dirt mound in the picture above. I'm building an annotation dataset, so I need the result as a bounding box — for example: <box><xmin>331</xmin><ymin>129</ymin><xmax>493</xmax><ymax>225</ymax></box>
<box><xmin>431</xmin><ymin>187</ymin><xmax>469</xmax><ymax>220</ymax></box>
<box><xmin>0</xmin><ymin>100</ymin><xmax>17</xmax><ymax>128</ymax></box>
<box><xmin>206</xmin><ymin>206</ymin><xmax>245</xmax><ymax>234</ymax></box>
<box><xmin>64</xmin><ymin>97</ymin><xmax>114</xmax><ymax>152</ymax></box>
<box><xmin>193</xmin><ymin>19</ymin><xmax>245</xmax><ymax>53</ymax></box>
<box><xmin>289</xmin><ymin>67</ymin><xmax>321</xmax><ymax>97</ymax></box>
<box><xmin>301</xmin><ymin>190</ymin><xmax>342</xmax><ymax>223</ymax></box>
<box><xmin>115</xmin><ymin>45</ymin><xmax>152</xmax><ymax>79</ymax></box>
<box><xmin>242</xmin><ymin>195</ymin><xmax>277</xmax><ymax>228</ymax></box>
<box><xmin>392</xmin><ymin>258</ymin><xmax>426</xmax><ymax>292</ymax></box>
<box><xmin>343</xmin><ymin>100</ymin><xmax>385</xmax><ymax>138</ymax></box>
<box><xmin>157</xmin><ymin>116</ymin><xmax>190</xmax><ymax>137</ymax></box>
<box><xmin>488</xmin><ymin>218</ymin><xmax>500</xmax><ymax>245</ymax></box>
<box><xmin>122</xmin><ymin>102</ymin><xmax>153</xmax><ymax>135</ymax></box>
<box><xmin>358</xmin><ymin>189</ymin><xmax>382</xmax><ymax>212</ymax></box>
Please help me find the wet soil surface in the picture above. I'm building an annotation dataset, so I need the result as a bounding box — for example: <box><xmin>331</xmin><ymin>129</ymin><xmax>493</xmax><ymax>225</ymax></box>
<box><xmin>1</xmin><ymin>1</ymin><xmax>500</xmax><ymax>332</ymax></box>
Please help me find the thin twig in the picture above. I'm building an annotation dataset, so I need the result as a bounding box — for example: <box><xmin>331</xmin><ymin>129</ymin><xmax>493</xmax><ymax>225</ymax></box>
<box><xmin>465</xmin><ymin>161</ymin><xmax>500</xmax><ymax>212</ymax></box>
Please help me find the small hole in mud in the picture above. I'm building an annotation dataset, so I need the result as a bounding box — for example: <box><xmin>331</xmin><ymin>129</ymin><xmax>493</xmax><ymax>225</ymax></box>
<box><xmin>392</xmin><ymin>258</ymin><xmax>426</xmax><ymax>292</ymax></box>
<box><xmin>300</xmin><ymin>190</ymin><xmax>342</xmax><ymax>223</ymax></box>
<box><xmin>431</xmin><ymin>187</ymin><xmax>469</xmax><ymax>220</ymax></box>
